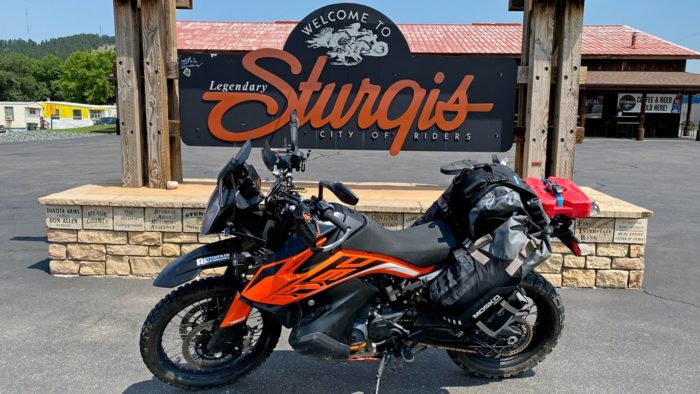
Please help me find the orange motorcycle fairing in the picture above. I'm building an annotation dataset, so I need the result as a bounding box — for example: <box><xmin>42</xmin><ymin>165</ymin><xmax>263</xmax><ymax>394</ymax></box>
<box><xmin>220</xmin><ymin>294</ymin><xmax>252</xmax><ymax>328</ymax></box>
<box><xmin>240</xmin><ymin>248</ymin><xmax>435</xmax><ymax>307</ymax></box>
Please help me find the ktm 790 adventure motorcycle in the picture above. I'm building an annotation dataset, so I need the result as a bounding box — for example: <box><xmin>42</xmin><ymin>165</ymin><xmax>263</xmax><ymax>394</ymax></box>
<box><xmin>140</xmin><ymin>116</ymin><xmax>588</xmax><ymax>391</ymax></box>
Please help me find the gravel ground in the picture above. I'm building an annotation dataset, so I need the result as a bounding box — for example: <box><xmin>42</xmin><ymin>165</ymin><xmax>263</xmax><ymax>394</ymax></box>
<box><xmin>0</xmin><ymin>130</ymin><xmax>105</xmax><ymax>144</ymax></box>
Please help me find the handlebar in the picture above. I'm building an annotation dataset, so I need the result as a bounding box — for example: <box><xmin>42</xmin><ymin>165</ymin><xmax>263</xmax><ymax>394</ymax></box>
<box><xmin>319</xmin><ymin>206</ymin><xmax>349</xmax><ymax>232</ymax></box>
<box><xmin>283</xmin><ymin>193</ymin><xmax>352</xmax><ymax>252</ymax></box>
<box><xmin>308</xmin><ymin>201</ymin><xmax>352</xmax><ymax>252</ymax></box>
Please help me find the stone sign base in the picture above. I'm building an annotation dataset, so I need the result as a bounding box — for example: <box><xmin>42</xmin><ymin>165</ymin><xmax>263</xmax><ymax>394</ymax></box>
<box><xmin>38</xmin><ymin>182</ymin><xmax>652</xmax><ymax>289</ymax></box>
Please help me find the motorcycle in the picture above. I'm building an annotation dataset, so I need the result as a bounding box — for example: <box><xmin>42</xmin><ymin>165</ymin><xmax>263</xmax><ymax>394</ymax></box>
<box><xmin>140</xmin><ymin>113</ymin><xmax>581</xmax><ymax>391</ymax></box>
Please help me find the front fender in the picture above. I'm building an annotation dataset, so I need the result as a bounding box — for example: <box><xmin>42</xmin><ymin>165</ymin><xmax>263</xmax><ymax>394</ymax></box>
<box><xmin>153</xmin><ymin>236</ymin><xmax>263</xmax><ymax>288</ymax></box>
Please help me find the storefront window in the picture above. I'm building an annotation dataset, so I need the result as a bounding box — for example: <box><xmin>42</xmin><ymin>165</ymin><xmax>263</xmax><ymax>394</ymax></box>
<box><xmin>585</xmin><ymin>96</ymin><xmax>604</xmax><ymax>119</ymax></box>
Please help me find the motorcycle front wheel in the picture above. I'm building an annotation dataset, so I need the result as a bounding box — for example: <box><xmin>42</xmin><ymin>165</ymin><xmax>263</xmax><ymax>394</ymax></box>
<box><xmin>447</xmin><ymin>272</ymin><xmax>564</xmax><ymax>378</ymax></box>
<box><xmin>140</xmin><ymin>276</ymin><xmax>281</xmax><ymax>390</ymax></box>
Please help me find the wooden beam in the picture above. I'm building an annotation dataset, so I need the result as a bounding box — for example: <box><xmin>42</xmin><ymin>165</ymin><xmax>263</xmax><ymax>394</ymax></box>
<box><xmin>164</xmin><ymin>0</ymin><xmax>183</xmax><ymax>182</ymax></box>
<box><xmin>518</xmin><ymin>65</ymin><xmax>588</xmax><ymax>85</ymax></box>
<box><xmin>514</xmin><ymin>0</ymin><xmax>532</xmax><ymax>176</ymax></box>
<box><xmin>168</xmin><ymin>119</ymin><xmax>180</xmax><ymax>136</ymax></box>
<box><xmin>141</xmin><ymin>0</ymin><xmax>171</xmax><ymax>188</ymax></box>
<box><xmin>517</xmin><ymin>66</ymin><xmax>529</xmax><ymax>85</ymax></box>
<box><xmin>550</xmin><ymin>0</ymin><xmax>584</xmax><ymax>179</ymax></box>
<box><xmin>176</xmin><ymin>0</ymin><xmax>192</xmax><ymax>9</ymax></box>
<box><xmin>113</xmin><ymin>0</ymin><xmax>145</xmax><ymax>187</ymax></box>
<box><xmin>522</xmin><ymin>0</ymin><xmax>556</xmax><ymax>178</ymax></box>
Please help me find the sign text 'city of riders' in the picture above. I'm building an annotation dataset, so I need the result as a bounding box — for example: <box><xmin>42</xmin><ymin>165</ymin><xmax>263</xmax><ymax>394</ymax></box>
<box><xmin>179</xmin><ymin>3</ymin><xmax>517</xmax><ymax>154</ymax></box>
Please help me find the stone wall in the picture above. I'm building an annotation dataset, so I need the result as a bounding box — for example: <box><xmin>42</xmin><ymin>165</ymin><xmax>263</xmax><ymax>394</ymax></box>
<box><xmin>536</xmin><ymin>220</ymin><xmax>647</xmax><ymax>289</ymax></box>
<box><xmin>46</xmin><ymin>228</ymin><xmax>225</xmax><ymax>277</ymax></box>
<box><xmin>39</xmin><ymin>183</ymin><xmax>652</xmax><ymax>288</ymax></box>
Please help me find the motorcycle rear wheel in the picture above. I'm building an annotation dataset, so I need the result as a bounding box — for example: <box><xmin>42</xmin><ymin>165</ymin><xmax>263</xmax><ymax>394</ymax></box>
<box><xmin>140</xmin><ymin>276</ymin><xmax>281</xmax><ymax>390</ymax></box>
<box><xmin>447</xmin><ymin>272</ymin><xmax>564</xmax><ymax>378</ymax></box>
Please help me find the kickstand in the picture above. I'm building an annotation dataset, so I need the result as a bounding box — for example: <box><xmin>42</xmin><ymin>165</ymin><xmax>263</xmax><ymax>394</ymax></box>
<box><xmin>374</xmin><ymin>353</ymin><xmax>391</xmax><ymax>394</ymax></box>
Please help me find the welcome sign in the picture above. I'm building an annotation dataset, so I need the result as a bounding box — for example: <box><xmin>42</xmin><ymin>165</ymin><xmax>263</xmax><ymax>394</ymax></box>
<box><xmin>179</xmin><ymin>3</ymin><xmax>517</xmax><ymax>155</ymax></box>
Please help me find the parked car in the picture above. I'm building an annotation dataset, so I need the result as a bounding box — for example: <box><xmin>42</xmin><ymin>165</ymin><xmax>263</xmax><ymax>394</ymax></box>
<box><xmin>93</xmin><ymin>117</ymin><xmax>117</xmax><ymax>126</ymax></box>
<box><xmin>0</xmin><ymin>125</ymin><xmax>5</xmax><ymax>133</ymax></box>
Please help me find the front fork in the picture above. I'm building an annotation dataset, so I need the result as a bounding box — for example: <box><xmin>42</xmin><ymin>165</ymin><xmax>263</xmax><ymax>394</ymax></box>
<box><xmin>207</xmin><ymin>267</ymin><xmax>253</xmax><ymax>353</ymax></box>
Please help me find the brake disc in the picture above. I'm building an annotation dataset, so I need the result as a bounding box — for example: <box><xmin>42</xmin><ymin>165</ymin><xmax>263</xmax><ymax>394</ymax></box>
<box><xmin>182</xmin><ymin>321</ymin><xmax>236</xmax><ymax>368</ymax></box>
<box><xmin>178</xmin><ymin>303</ymin><xmax>209</xmax><ymax>339</ymax></box>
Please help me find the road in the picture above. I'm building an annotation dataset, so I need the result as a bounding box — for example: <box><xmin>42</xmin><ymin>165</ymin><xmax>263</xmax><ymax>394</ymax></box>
<box><xmin>0</xmin><ymin>136</ymin><xmax>698</xmax><ymax>393</ymax></box>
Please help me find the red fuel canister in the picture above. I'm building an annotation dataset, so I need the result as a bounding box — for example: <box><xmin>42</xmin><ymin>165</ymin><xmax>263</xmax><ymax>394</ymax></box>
<box><xmin>523</xmin><ymin>177</ymin><xmax>592</xmax><ymax>219</ymax></box>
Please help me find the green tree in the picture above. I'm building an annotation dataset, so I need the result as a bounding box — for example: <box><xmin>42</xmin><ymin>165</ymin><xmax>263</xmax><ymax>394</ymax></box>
<box><xmin>0</xmin><ymin>34</ymin><xmax>115</xmax><ymax>59</ymax></box>
<box><xmin>0</xmin><ymin>53</ymin><xmax>47</xmax><ymax>101</ymax></box>
<box><xmin>58</xmin><ymin>50</ymin><xmax>115</xmax><ymax>104</ymax></box>
<box><xmin>33</xmin><ymin>55</ymin><xmax>64</xmax><ymax>101</ymax></box>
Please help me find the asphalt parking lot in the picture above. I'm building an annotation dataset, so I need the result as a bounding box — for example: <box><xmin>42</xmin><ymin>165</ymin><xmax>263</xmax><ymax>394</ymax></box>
<box><xmin>0</xmin><ymin>136</ymin><xmax>698</xmax><ymax>393</ymax></box>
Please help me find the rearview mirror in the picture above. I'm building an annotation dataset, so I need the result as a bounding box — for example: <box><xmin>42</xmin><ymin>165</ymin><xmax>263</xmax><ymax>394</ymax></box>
<box><xmin>262</xmin><ymin>141</ymin><xmax>277</xmax><ymax>171</ymax></box>
<box><xmin>319</xmin><ymin>180</ymin><xmax>359</xmax><ymax>205</ymax></box>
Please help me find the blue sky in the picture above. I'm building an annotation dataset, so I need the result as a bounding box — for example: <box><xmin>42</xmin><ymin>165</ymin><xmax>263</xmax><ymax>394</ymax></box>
<box><xmin>1</xmin><ymin>0</ymin><xmax>699</xmax><ymax>71</ymax></box>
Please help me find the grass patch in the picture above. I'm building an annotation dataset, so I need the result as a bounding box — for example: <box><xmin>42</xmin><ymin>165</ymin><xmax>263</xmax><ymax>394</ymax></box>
<box><xmin>50</xmin><ymin>124</ymin><xmax>116</xmax><ymax>134</ymax></box>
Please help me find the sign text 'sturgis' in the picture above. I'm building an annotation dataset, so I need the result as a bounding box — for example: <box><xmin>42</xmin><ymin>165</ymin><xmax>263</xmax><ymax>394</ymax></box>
<box><xmin>179</xmin><ymin>3</ymin><xmax>517</xmax><ymax>155</ymax></box>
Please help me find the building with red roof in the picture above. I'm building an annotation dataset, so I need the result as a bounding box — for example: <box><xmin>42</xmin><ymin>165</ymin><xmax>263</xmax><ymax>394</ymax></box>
<box><xmin>177</xmin><ymin>21</ymin><xmax>700</xmax><ymax>138</ymax></box>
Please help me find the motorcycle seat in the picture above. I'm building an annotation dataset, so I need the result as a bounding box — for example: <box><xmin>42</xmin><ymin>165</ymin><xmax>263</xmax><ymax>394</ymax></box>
<box><xmin>342</xmin><ymin>218</ymin><xmax>458</xmax><ymax>267</ymax></box>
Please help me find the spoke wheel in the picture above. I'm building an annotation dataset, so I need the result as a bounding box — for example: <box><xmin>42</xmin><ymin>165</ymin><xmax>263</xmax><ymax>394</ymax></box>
<box><xmin>140</xmin><ymin>277</ymin><xmax>281</xmax><ymax>390</ymax></box>
<box><xmin>448</xmin><ymin>272</ymin><xmax>564</xmax><ymax>378</ymax></box>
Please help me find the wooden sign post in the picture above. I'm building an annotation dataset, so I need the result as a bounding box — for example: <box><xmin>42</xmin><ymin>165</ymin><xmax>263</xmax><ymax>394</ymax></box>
<box><xmin>113</xmin><ymin>0</ymin><xmax>145</xmax><ymax>187</ymax></box>
<box><xmin>114</xmin><ymin>0</ymin><xmax>585</xmax><ymax>186</ymax></box>
<box><xmin>113</xmin><ymin>0</ymin><xmax>186</xmax><ymax>188</ymax></box>
<box><xmin>511</xmin><ymin>0</ymin><xmax>585</xmax><ymax>180</ymax></box>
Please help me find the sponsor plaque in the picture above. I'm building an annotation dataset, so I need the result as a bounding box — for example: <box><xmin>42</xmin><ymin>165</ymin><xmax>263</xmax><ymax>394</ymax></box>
<box><xmin>183</xmin><ymin>209</ymin><xmax>205</xmax><ymax>233</ymax></box>
<box><xmin>367</xmin><ymin>212</ymin><xmax>403</xmax><ymax>230</ymax></box>
<box><xmin>82</xmin><ymin>206</ymin><xmax>113</xmax><ymax>230</ymax></box>
<box><xmin>575</xmin><ymin>218</ymin><xmax>614</xmax><ymax>243</ymax></box>
<box><xmin>614</xmin><ymin>218</ymin><xmax>647</xmax><ymax>244</ymax></box>
<box><xmin>403</xmin><ymin>213</ymin><xmax>422</xmax><ymax>229</ymax></box>
<box><xmin>46</xmin><ymin>205</ymin><xmax>82</xmax><ymax>229</ymax></box>
<box><xmin>145</xmin><ymin>208</ymin><xmax>183</xmax><ymax>232</ymax></box>
<box><xmin>114</xmin><ymin>207</ymin><xmax>145</xmax><ymax>231</ymax></box>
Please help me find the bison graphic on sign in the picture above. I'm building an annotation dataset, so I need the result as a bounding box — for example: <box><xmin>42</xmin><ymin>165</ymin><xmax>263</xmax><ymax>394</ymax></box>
<box><xmin>306</xmin><ymin>22</ymin><xmax>388</xmax><ymax>66</ymax></box>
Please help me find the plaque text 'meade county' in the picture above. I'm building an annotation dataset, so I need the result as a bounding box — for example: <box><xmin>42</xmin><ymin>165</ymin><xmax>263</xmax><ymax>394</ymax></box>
<box><xmin>114</xmin><ymin>207</ymin><xmax>145</xmax><ymax>231</ymax></box>
<box><xmin>145</xmin><ymin>208</ymin><xmax>182</xmax><ymax>232</ymax></box>
<box><xmin>46</xmin><ymin>205</ymin><xmax>82</xmax><ymax>229</ymax></box>
<box><xmin>82</xmin><ymin>206</ymin><xmax>114</xmax><ymax>230</ymax></box>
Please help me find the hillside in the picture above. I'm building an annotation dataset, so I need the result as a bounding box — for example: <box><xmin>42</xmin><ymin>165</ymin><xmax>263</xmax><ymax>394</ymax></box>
<box><xmin>0</xmin><ymin>34</ymin><xmax>115</xmax><ymax>59</ymax></box>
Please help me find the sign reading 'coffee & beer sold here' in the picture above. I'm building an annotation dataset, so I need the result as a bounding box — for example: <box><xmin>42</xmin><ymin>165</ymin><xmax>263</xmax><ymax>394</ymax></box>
<box><xmin>179</xmin><ymin>3</ymin><xmax>517</xmax><ymax>155</ymax></box>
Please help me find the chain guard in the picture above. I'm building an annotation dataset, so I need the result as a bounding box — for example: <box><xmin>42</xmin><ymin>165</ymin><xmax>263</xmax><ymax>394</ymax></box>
<box><xmin>422</xmin><ymin>318</ymin><xmax>533</xmax><ymax>357</ymax></box>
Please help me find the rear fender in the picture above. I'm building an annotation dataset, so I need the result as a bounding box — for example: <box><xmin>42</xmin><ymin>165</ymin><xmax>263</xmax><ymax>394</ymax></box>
<box><xmin>153</xmin><ymin>236</ymin><xmax>263</xmax><ymax>288</ymax></box>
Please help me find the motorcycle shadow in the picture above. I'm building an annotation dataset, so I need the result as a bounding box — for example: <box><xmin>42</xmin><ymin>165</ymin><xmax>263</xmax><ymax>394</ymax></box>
<box><xmin>124</xmin><ymin>349</ymin><xmax>532</xmax><ymax>393</ymax></box>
